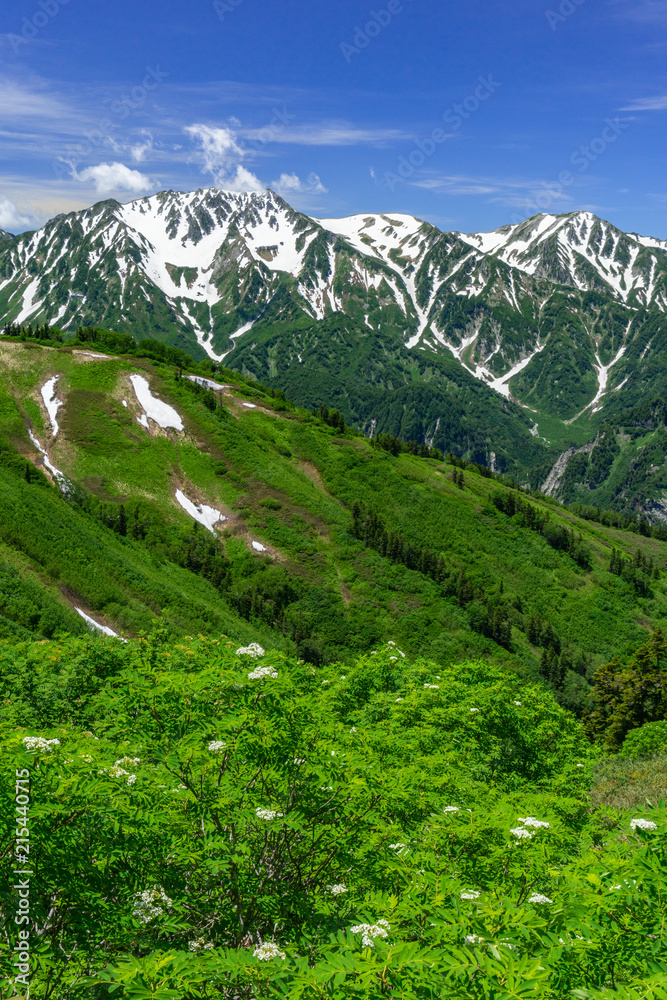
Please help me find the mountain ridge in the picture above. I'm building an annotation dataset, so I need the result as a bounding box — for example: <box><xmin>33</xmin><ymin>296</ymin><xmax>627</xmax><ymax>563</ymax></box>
<box><xmin>5</xmin><ymin>189</ymin><xmax>667</xmax><ymax>511</ymax></box>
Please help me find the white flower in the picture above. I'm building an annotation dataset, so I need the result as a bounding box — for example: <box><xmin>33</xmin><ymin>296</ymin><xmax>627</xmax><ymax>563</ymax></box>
<box><xmin>115</xmin><ymin>757</ymin><xmax>140</xmax><ymax>767</ymax></box>
<box><xmin>254</xmin><ymin>941</ymin><xmax>286</xmax><ymax>961</ymax></box>
<box><xmin>514</xmin><ymin>701</ymin><xmax>522</xmax><ymax>706</ymax></box>
<box><xmin>350</xmin><ymin>919</ymin><xmax>390</xmax><ymax>948</ymax></box>
<box><xmin>248</xmin><ymin>665</ymin><xmax>278</xmax><ymax>681</ymax></box>
<box><xmin>340</xmin><ymin>675</ymin><xmax>346</xmax><ymax>680</ymax></box>
<box><xmin>465</xmin><ymin>934</ymin><xmax>484</xmax><ymax>945</ymax></box>
<box><xmin>576</xmin><ymin>763</ymin><xmax>584</xmax><ymax>768</ymax></box>
<box><xmin>460</xmin><ymin>891</ymin><xmax>480</xmax><ymax>900</ymax></box>
<box><xmin>189</xmin><ymin>937</ymin><xmax>214</xmax><ymax>953</ymax></box>
<box><xmin>443</xmin><ymin>806</ymin><xmax>459</xmax><ymax>813</ymax></box>
<box><xmin>388</xmin><ymin>842</ymin><xmax>407</xmax><ymax>853</ymax></box>
<box><xmin>328</xmin><ymin>883</ymin><xmax>348</xmax><ymax>895</ymax></box>
<box><xmin>101</xmin><ymin>764</ymin><xmax>129</xmax><ymax>779</ymax></box>
<box><xmin>79</xmin><ymin>754</ymin><xmax>93</xmax><ymax>763</ymax></box>
<box><xmin>293</xmin><ymin>757</ymin><xmax>306</xmax><ymax>765</ymax></box>
<box><xmin>236</xmin><ymin>642</ymin><xmax>265</xmax><ymax>658</ymax></box>
<box><xmin>518</xmin><ymin>817</ymin><xmax>549</xmax><ymax>829</ymax></box>
<box><xmin>349</xmin><ymin>727</ymin><xmax>357</xmax><ymax>733</ymax></box>
<box><xmin>23</xmin><ymin>736</ymin><xmax>60</xmax><ymax>752</ymax></box>
<box><xmin>208</xmin><ymin>740</ymin><xmax>227</xmax><ymax>753</ymax></box>
<box><xmin>631</xmin><ymin>818</ymin><xmax>657</xmax><ymax>832</ymax></box>
<box><xmin>126</xmin><ymin>775</ymin><xmax>137</xmax><ymax>785</ymax></box>
<box><xmin>469</xmin><ymin>708</ymin><xmax>479</xmax><ymax>713</ymax></box>
<box><xmin>395</xmin><ymin>697</ymin><xmax>404</xmax><ymax>702</ymax></box>
<box><xmin>387</xmin><ymin>641</ymin><xmax>396</xmax><ymax>646</ymax></box>
<box><xmin>389</xmin><ymin>656</ymin><xmax>398</xmax><ymax>661</ymax></box>
<box><xmin>133</xmin><ymin>886</ymin><xmax>173</xmax><ymax>924</ymax></box>
<box><xmin>256</xmin><ymin>807</ymin><xmax>283</xmax><ymax>821</ymax></box>
<box><xmin>528</xmin><ymin>893</ymin><xmax>553</xmax><ymax>905</ymax></box>
<box><xmin>322</xmin><ymin>679</ymin><xmax>330</xmax><ymax>684</ymax></box>
<box><xmin>424</xmin><ymin>683</ymin><xmax>440</xmax><ymax>689</ymax></box>
<box><xmin>510</xmin><ymin>827</ymin><xmax>533</xmax><ymax>840</ymax></box>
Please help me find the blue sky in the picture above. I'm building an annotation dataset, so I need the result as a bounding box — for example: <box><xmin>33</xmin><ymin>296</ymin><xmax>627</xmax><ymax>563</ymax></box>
<box><xmin>1</xmin><ymin>0</ymin><xmax>667</xmax><ymax>236</ymax></box>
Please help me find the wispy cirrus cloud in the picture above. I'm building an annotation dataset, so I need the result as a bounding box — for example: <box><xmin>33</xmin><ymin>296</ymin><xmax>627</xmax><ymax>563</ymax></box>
<box><xmin>410</xmin><ymin>173</ymin><xmax>574</xmax><ymax>208</ymax></box>
<box><xmin>619</xmin><ymin>95</ymin><xmax>667</xmax><ymax>110</ymax></box>
<box><xmin>240</xmin><ymin>122</ymin><xmax>412</xmax><ymax>147</ymax></box>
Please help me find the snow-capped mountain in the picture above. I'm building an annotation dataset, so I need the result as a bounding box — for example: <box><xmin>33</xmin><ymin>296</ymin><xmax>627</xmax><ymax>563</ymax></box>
<box><xmin>458</xmin><ymin>211</ymin><xmax>667</xmax><ymax>309</ymax></box>
<box><xmin>1</xmin><ymin>190</ymin><xmax>666</xmax><ymax>428</ymax></box>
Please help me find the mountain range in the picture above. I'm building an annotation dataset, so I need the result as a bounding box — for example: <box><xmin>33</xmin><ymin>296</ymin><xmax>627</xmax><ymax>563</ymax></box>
<box><xmin>3</xmin><ymin>189</ymin><xmax>667</xmax><ymax>515</ymax></box>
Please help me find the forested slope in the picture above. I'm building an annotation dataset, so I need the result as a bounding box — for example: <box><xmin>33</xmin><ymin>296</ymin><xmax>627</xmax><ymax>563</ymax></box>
<box><xmin>0</xmin><ymin>336</ymin><xmax>667</xmax><ymax>713</ymax></box>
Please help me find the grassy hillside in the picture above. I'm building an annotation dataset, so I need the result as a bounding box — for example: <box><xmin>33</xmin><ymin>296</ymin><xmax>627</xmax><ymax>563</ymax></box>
<box><xmin>1</xmin><ymin>338</ymin><xmax>667</xmax><ymax>711</ymax></box>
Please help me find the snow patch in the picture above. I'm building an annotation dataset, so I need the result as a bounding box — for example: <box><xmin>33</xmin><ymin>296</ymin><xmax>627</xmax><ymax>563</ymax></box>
<box><xmin>28</xmin><ymin>428</ymin><xmax>70</xmax><ymax>493</ymax></box>
<box><xmin>75</xmin><ymin>607</ymin><xmax>126</xmax><ymax>641</ymax></box>
<box><xmin>41</xmin><ymin>377</ymin><xmax>63</xmax><ymax>436</ymax></box>
<box><xmin>185</xmin><ymin>375</ymin><xmax>231</xmax><ymax>391</ymax></box>
<box><xmin>175</xmin><ymin>490</ymin><xmax>226</xmax><ymax>534</ymax></box>
<box><xmin>252</xmin><ymin>541</ymin><xmax>267</xmax><ymax>552</ymax></box>
<box><xmin>73</xmin><ymin>351</ymin><xmax>112</xmax><ymax>359</ymax></box>
<box><xmin>129</xmin><ymin>375</ymin><xmax>184</xmax><ymax>430</ymax></box>
<box><xmin>241</xmin><ymin>402</ymin><xmax>257</xmax><ymax>409</ymax></box>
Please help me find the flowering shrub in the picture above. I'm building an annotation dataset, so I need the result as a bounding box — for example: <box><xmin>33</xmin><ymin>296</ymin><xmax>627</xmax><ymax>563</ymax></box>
<box><xmin>0</xmin><ymin>635</ymin><xmax>664</xmax><ymax>999</ymax></box>
<box><xmin>236</xmin><ymin>643</ymin><xmax>265</xmax><ymax>658</ymax></box>
<box><xmin>248</xmin><ymin>665</ymin><xmax>278</xmax><ymax>680</ymax></box>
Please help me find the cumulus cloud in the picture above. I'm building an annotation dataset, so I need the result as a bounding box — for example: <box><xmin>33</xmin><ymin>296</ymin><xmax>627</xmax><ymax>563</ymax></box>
<box><xmin>184</xmin><ymin>123</ymin><xmax>264</xmax><ymax>192</ymax></box>
<box><xmin>68</xmin><ymin>161</ymin><xmax>155</xmax><ymax>196</ymax></box>
<box><xmin>0</xmin><ymin>196</ymin><xmax>37</xmax><ymax>233</ymax></box>
<box><xmin>271</xmin><ymin>172</ymin><xmax>327</xmax><ymax>196</ymax></box>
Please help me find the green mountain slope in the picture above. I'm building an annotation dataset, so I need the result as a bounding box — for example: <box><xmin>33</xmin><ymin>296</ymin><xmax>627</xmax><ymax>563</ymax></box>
<box><xmin>1</xmin><ymin>337</ymin><xmax>667</xmax><ymax>714</ymax></box>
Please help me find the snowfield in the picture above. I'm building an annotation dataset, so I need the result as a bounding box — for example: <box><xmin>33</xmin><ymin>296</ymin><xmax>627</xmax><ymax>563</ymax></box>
<box><xmin>41</xmin><ymin>376</ymin><xmax>63</xmax><ymax>435</ymax></box>
<box><xmin>252</xmin><ymin>541</ymin><xmax>267</xmax><ymax>552</ymax></box>
<box><xmin>129</xmin><ymin>375</ymin><xmax>184</xmax><ymax>430</ymax></box>
<box><xmin>175</xmin><ymin>490</ymin><xmax>226</xmax><ymax>533</ymax></box>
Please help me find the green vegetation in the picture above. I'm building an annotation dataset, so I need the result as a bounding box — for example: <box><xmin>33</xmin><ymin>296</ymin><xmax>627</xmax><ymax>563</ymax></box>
<box><xmin>1</xmin><ymin>636</ymin><xmax>665</xmax><ymax>999</ymax></box>
<box><xmin>2</xmin><ymin>339</ymin><xmax>667</xmax><ymax>698</ymax></box>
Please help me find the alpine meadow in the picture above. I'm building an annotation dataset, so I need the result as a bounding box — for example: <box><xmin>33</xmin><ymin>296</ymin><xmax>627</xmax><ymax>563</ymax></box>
<box><xmin>3</xmin><ymin>2</ymin><xmax>667</xmax><ymax>998</ymax></box>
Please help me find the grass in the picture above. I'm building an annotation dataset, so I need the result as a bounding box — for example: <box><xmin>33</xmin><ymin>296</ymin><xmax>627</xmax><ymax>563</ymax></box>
<box><xmin>590</xmin><ymin>755</ymin><xmax>667</xmax><ymax>810</ymax></box>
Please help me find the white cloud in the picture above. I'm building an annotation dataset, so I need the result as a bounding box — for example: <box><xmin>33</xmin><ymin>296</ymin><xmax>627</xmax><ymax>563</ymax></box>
<box><xmin>69</xmin><ymin>161</ymin><xmax>155</xmax><ymax>196</ymax></box>
<box><xmin>271</xmin><ymin>172</ymin><xmax>327</xmax><ymax>196</ymax></box>
<box><xmin>184</xmin><ymin>123</ymin><xmax>264</xmax><ymax>192</ymax></box>
<box><xmin>0</xmin><ymin>78</ymin><xmax>68</xmax><ymax>120</ymax></box>
<box><xmin>0</xmin><ymin>196</ymin><xmax>37</xmax><ymax>233</ymax></box>
<box><xmin>130</xmin><ymin>131</ymin><xmax>155</xmax><ymax>163</ymax></box>
<box><xmin>411</xmin><ymin>173</ymin><xmax>574</xmax><ymax>209</ymax></box>
<box><xmin>620</xmin><ymin>95</ymin><xmax>667</xmax><ymax>110</ymax></box>
<box><xmin>242</xmin><ymin>122</ymin><xmax>411</xmax><ymax>147</ymax></box>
